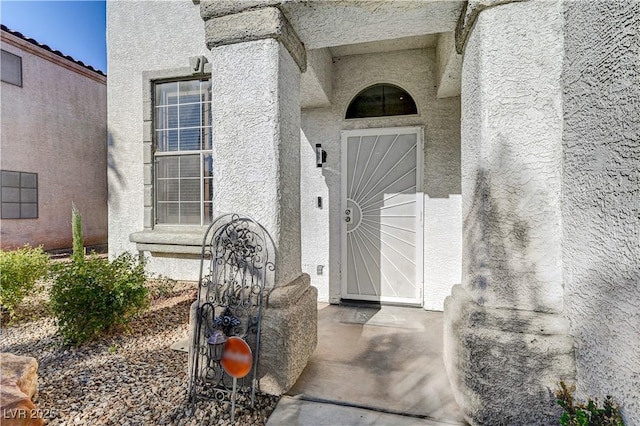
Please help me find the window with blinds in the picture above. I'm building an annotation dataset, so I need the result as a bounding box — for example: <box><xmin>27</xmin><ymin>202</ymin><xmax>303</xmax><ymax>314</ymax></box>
<box><xmin>154</xmin><ymin>79</ymin><xmax>212</xmax><ymax>225</ymax></box>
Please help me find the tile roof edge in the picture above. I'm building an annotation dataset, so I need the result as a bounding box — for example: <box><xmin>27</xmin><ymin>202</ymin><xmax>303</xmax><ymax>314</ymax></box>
<box><xmin>1</xmin><ymin>24</ymin><xmax>106</xmax><ymax>77</ymax></box>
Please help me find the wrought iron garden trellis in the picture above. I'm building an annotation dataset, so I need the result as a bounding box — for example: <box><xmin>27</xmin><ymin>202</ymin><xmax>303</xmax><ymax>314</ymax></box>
<box><xmin>188</xmin><ymin>214</ymin><xmax>275</xmax><ymax>408</ymax></box>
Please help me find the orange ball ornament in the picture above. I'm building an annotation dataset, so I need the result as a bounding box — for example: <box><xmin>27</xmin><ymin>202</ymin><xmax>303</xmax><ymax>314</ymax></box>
<box><xmin>220</xmin><ymin>336</ymin><xmax>253</xmax><ymax>378</ymax></box>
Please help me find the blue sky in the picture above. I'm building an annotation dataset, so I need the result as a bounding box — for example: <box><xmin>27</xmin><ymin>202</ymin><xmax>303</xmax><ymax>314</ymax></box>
<box><xmin>1</xmin><ymin>0</ymin><xmax>106</xmax><ymax>73</ymax></box>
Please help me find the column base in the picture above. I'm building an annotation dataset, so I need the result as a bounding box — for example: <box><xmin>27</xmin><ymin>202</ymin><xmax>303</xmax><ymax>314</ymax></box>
<box><xmin>443</xmin><ymin>285</ymin><xmax>575</xmax><ymax>425</ymax></box>
<box><xmin>259</xmin><ymin>273</ymin><xmax>318</xmax><ymax>395</ymax></box>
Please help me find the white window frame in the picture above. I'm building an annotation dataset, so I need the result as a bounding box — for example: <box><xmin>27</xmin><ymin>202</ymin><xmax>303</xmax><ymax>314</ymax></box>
<box><xmin>129</xmin><ymin>60</ymin><xmax>214</xmax><ymax>255</ymax></box>
<box><xmin>153</xmin><ymin>79</ymin><xmax>213</xmax><ymax>226</ymax></box>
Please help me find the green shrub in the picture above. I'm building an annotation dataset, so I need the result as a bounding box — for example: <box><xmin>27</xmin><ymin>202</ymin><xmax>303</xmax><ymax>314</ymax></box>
<box><xmin>50</xmin><ymin>252</ymin><xmax>149</xmax><ymax>345</ymax></box>
<box><xmin>0</xmin><ymin>245</ymin><xmax>50</xmax><ymax>317</ymax></box>
<box><xmin>556</xmin><ymin>381</ymin><xmax>625</xmax><ymax>426</ymax></box>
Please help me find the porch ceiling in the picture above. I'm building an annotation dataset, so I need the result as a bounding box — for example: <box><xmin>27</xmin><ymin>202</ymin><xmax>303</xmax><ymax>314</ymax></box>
<box><xmin>279</xmin><ymin>1</ymin><xmax>465</xmax><ymax>106</ymax></box>
<box><xmin>329</xmin><ymin>34</ymin><xmax>439</xmax><ymax>58</ymax></box>
<box><xmin>279</xmin><ymin>0</ymin><xmax>464</xmax><ymax>49</ymax></box>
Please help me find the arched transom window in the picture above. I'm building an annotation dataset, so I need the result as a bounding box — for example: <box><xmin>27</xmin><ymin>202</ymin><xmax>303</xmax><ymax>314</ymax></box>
<box><xmin>345</xmin><ymin>84</ymin><xmax>417</xmax><ymax>119</ymax></box>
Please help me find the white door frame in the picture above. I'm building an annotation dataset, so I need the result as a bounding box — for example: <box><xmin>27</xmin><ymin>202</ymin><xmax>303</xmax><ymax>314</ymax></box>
<box><xmin>340</xmin><ymin>126</ymin><xmax>424</xmax><ymax>305</ymax></box>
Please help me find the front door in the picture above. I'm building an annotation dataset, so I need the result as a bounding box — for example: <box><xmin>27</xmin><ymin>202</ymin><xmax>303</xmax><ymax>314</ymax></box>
<box><xmin>341</xmin><ymin>127</ymin><xmax>423</xmax><ymax>305</ymax></box>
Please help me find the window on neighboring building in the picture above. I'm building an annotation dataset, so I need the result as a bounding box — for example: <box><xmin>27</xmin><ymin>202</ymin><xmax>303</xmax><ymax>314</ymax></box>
<box><xmin>1</xmin><ymin>49</ymin><xmax>23</xmax><ymax>87</ymax></box>
<box><xmin>1</xmin><ymin>170</ymin><xmax>38</xmax><ymax>219</ymax></box>
<box><xmin>346</xmin><ymin>84</ymin><xmax>417</xmax><ymax>119</ymax></box>
<box><xmin>154</xmin><ymin>78</ymin><xmax>213</xmax><ymax>225</ymax></box>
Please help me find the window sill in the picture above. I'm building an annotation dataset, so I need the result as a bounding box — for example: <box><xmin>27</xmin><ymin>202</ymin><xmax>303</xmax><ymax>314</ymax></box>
<box><xmin>129</xmin><ymin>226</ymin><xmax>209</xmax><ymax>255</ymax></box>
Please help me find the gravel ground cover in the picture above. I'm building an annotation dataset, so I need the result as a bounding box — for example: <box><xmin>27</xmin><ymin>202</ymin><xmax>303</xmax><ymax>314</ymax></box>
<box><xmin>1</xmin><ymin>281</ymin><xmax>279</xmax><ymax>425</ymax></box>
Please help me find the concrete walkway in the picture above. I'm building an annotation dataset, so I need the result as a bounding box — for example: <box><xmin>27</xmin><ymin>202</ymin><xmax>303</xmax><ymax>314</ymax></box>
<box><xmin>267</xmin><ymin>304</ymin><xmax>466</xmax><ymax>425</ymax></box>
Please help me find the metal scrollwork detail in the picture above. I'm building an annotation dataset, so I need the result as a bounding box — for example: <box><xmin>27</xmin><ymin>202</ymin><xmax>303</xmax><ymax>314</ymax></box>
<box><xmin>188</xmin><ymin>214</ymin><xmax>276</xmax><ymax>410</ymax></box>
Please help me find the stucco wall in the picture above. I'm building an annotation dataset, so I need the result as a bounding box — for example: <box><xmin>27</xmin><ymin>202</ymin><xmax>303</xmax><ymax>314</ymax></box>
<box><xmin>208</xmin><ymin>38</ymin><xmax>302</xmax><ymax>287</ymax></box>
<box><xmin>107</xmin><ymin>0</ymin><xmax>209</xmax><ymax>278</ymax></box>
<box><xmin>301</xmin><ymin>49</ymin><xmax>461</xmax><ymax>309</ymax></box>
<box><xmin>562</xmin><ymin>1</ymin><xmax>640</xmax><ymax>423</ymax></box>
<box><xmin>108</xmin><ymin>3</ymin><xmax>461</xmax><ymax>300</ymax></box>
<box><xmin>0</xmin><ymin>37</ymin><xmax>107</xmax><ymax>250</ymax></box>
<box><xmin>460</xmin><ymin>0</ymin><xmax>565</xmax><ymax>314</ymax></box>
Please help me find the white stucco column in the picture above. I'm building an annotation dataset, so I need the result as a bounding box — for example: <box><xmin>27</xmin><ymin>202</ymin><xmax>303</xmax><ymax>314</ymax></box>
<box><xmin>461</xmin><ymin>1</ymin><xmax>566</xmax><ymax>313</ymax></box>
<box><xmin>209</xmin><ymin>38</ymin><xmax>301</xmax><ymax>286</ymax></box>
<box><xmin>196</xmin><ymin>3</ymin><xmax>317</xmax><ymax>395</ymax></box>
<box><xmin>203</xmin><ymin>6</ymin><xmax>305</xmax><ymax>287</ymax></box>
<box><xmin>444</xmin><ymin>1</ymin><xmax>575</xmax><ymax>424</ymax></box>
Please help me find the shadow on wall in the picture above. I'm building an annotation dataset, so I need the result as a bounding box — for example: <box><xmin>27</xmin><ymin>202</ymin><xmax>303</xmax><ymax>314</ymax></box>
<box><xmin>424</xmin><ymin>97</ymin><xmax>462</xmax><ymax>200</ymax></box>
<box><xmin>464</xmin><ymin>167</ymin><xmax>535</xmax><ymax>308</ymax></box>
<box><xmin>463</xmin><ymin>135</ymin><xmax>556</xmax><ymax>313</ymax></box>
<box><xmin>561</xmin><ymin>1</ymin><xmax>640</xmax><ymax>421</ymax></box>
<box><xmin>107</xmin><ymin>130</ymin><xmax>125</xmax><ymax>208</ymax></box>
<box><xmin>568</xmin><ymin>258</ymin><xmax>640</xmax><ymax>424</ymax></box>
<box><xmin>457</xmin><ymin>136</ymin><xmax>573</xmax><ymax>424</ymax></box>
<box><xmin>561</xmin><ymin>179</ymin><xmax>640</xmax><ymax>423</ymax></box>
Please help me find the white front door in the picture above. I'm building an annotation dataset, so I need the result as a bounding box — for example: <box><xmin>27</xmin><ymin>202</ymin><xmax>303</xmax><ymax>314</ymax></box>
<box><xmin>341</xmin><ymin>127</ymin><xmax>423</xmax><ymax>305</ymax></box>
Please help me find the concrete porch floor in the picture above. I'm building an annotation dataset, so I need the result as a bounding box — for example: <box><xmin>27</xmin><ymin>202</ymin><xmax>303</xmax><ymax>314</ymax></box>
<box><xmin>267</xmin><ymin>303</ymin><xmax>467</xmax><ymax>425</ymax></box>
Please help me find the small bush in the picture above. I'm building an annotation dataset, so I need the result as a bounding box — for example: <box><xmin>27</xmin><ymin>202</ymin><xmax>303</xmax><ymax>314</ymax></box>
<box><xmin>50</xmin><ymin>252</ymin><xmax>149</xmax><ymax>345</ymax></box>
<box><xmin>0</xmin><ymin>245</ymin><xmax>50</xmax><ymax>318</ymax></box>
<box><xmin>556</xmin><ymin>381</ymin><xmax>625</xmax><ymax>426</ymax></box>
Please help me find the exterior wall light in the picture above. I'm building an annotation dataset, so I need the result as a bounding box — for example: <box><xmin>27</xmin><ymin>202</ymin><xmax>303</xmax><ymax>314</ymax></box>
<box><xmin>315</xmin><ymin>144</ymin><xmax>327</xmax><ymax>167</ymax></box>
<box><xmin>207</xmin><ymin>330</ymin><xmax>228</xmax><ymax>363</ymax></box>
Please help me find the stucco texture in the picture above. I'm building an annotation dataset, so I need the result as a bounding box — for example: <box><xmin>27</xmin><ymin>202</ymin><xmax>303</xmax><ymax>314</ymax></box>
<box><xmin>1</xmin><ymin>38</ymin><xmax>107</xmax><ymax>250</ymax></box>
<box><xmin>107</xmin><ymin>0</ymin><xmax>210</xmax><ymax>278</ymax></box>
<box><xmin>460</xmin><ymin>0</ymin><xmax>564</xmax><ymax>314</ymax></box>
<box><xmin>208</xmin><ymin>38</ymin><xmax>302</xmax><ymax>287</ymax></box>
<box><xmin>445</xmin><ymin>2</ymin><xmax>576</xmax><ymax>424</ymax></box>
<box><xmin>280</xmin><ymin>1</ymin><xmax>461</xmax><ymax>50</ymax></box>
<box><xmin>300</xmin><ymin>48</ymin><xmax>461</xmax><ymax>309</ymax></box>
<box><xmin>562</xmin><ymin>1</ymin><xmax>640</xmax><ymax>423</ymax></box>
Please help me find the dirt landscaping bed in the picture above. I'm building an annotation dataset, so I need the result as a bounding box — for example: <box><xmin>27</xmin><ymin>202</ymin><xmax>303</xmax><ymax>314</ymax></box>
<box><xmin>0</xmin><ymin>281</ymin><xmax>279</xmax><ymax>425</ymax></box>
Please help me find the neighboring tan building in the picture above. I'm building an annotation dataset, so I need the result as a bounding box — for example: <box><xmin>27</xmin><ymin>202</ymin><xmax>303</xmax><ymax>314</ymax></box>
<box><xmin>106</xmin><ymin>1</ymin><xmax>639</xmax><ymax>424</ymax></box>
<box><xmin>0</xmin><ymin>25</ymin><xmax>107</xmax><ymax>251</ymax></box>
